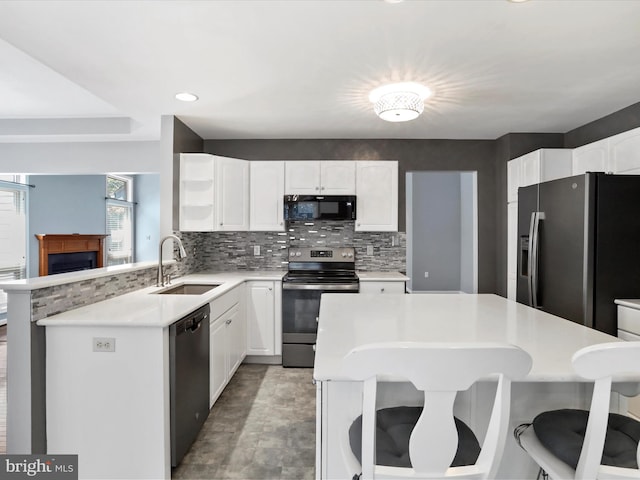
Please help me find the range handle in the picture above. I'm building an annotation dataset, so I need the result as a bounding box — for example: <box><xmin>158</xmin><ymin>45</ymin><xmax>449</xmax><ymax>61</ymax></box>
<box><xmin>528</xmin><ymin>211</ymin><xmax>545</xmax><ymax>309</ymax></box>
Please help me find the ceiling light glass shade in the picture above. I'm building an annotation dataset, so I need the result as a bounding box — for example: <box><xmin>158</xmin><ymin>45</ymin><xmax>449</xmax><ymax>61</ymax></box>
<box><xmin>369</xmin><ymin>82</ymin><xmax>431</xmax><ymax>123</ymax></box>
<box><xmin>175</xmin><ymin>92</ymin><xmax>199</xmax><ymax>102</ymax></box>
<box><xmin>374</xmin><ymin>91</ymin><xmax>424</xmax><ymax>122</ymax></box>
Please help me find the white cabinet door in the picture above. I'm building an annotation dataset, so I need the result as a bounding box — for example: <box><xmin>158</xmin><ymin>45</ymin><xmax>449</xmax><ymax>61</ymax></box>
<box><xmin>359</xmin><ymin>281</ymin><xmax>405</xmax><ymax>294</ymax></box>
<box><xmin>285</xmin><ymin>161</ymin><xmax>356</xmax><ymax>195</ymax></box>
<box><xmin>216</xmin><ymin>157</ymin><xmax>249</xmax><ymax>231</ymax></box>
<box><xmin>355</xmin><ymin>161</ymin><xmax>398</xmax><ymax>232</ymax></box>
<box><xmin>250</xmin><ymin>161</ymin><xmax>285</xmax><ymax>231</ymax></box>
<box><xmin>520</xmin><ymin>149</ymin><xmax>572</xmax><ymax>187</ymax></box>
<box><xmin>179</xmin><ymin>153</ymin><xmax>215</xmax><ymax>231</ymax></box>
<box><xmin>609</xmin><ymin>127</ymin><xmax>640</xmax><ymax>173</ymax></box>
<box><xmin>210</xmin><ymin>314</ymin><xmax>228</xmax><ymax>407</ymax></box>
<box><xmin>320</xmin><ymin>161</ymin><xmax>356</xmax><ymax>194</ymax></box>
<box><xmin>226</xmin><ymin>304</ymin><xmax>245</xmax><ymax>377</ymax></box>
<box><xmin>285</xmin><ymin>161</ymin><xmax>321</xmax><ymax>194</ymax></box>
<box><xmin>246</xmin><ymin>281</ymin><xmax>275</xmax><ymax>356</ymax></box>
<box><xmin>507</xmin><ymin>159</ymin><xmax>521</xmax><ymax>203</ymax></box>
<box><xmin>572</xmin><ymin>138</ymin><xmax>610</xmax><ymax>175</ymax></box>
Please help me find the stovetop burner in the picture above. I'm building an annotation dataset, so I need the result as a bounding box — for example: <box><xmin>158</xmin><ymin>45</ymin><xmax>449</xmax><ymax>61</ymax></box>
<box><xmin>284</xmin><ymin>247</ymin><xmax>358</xmax><ymax>285</ymax></box>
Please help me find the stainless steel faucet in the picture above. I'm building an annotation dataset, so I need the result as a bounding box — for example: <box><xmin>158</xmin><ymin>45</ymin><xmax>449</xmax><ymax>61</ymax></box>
<box><xmin>157</xmin><ymin>235</ymin><xmax>187</xmax><ymax>287</ymax></box>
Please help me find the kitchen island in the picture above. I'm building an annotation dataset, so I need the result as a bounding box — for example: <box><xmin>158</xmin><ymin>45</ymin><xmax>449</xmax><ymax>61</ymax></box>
<box><xmin>314</xmin><ymin>293</ymin><xmax>623</xmax><ymax>479</ymax></box>
<box><xmin>29</xmin><ymin>271</ymin><xmax>283</xmax><ymax>480</ymax></box>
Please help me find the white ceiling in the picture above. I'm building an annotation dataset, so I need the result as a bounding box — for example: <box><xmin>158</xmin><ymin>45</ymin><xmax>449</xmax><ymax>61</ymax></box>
<box><xmin>0</xmin><ymin>0</ymin><xmax>639</xmax><ymax>143</ymax></box>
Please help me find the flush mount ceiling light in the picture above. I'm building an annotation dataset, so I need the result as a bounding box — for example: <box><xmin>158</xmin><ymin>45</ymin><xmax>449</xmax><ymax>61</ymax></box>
<box><xmin>175</xmin><ymin>92</ymin><xmax>199</xmax><ymax>102</ymax></box>
<box><xmin>369</xmin><ymin>82</ymin><xmax>432</xmax><ymax>122</ymax></box>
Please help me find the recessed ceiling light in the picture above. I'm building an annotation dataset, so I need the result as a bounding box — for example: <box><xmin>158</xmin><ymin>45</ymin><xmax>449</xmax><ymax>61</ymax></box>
<box><xmin>369</xmin><ymin>82</ymin><xmax>432</xmax><ymax>123</ymax></box>
<box><xmin>175</xmin><ymin>92</ymin><xmax>199</xmax><ymax>102</ymax></box>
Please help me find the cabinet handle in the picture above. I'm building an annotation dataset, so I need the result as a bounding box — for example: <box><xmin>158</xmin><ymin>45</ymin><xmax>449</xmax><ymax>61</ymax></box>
<box><xmin>381</xmin><ymin>288</ymin><xmax>385</xmax><ymax>293</ymax></box>
<box><xmin>268</xmin><ymin>287</ymin><xmax>272</xmax><ymax>291</ymax></box>
<box><xmin>225</xmin><ymin>319</ymin><xmax>232</xmax><ymax>325</ymax></box>
<box><xmin>316</xmin><ymin>316</ymin><xmax>319</xmax><ymax>323</ymax></box>
<box><xmin>315</xmin><ymin>186</ymin><xmax>320</xmax><ymax>191</ymax></box>
<box><xmin>321</xmin><ymin>186</ymin><xmax>325</xmax><ymax>191</ymax></box>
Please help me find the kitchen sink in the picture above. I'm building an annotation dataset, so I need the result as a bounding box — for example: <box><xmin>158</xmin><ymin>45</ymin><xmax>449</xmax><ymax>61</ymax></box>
<box><xmin>155</xmin><ymin>284</ymin><xmax>221</xmax><ymax>295</ymax></box>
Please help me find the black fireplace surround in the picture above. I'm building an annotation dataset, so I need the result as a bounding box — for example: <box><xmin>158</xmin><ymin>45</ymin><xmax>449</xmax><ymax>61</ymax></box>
<box><xmin>47</xmin><ymin>251</ymin><xmax>97</xmax><ymax>275</ymax></box>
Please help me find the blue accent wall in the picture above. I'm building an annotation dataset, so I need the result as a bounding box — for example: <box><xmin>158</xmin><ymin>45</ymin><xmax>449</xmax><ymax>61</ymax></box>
<box><xmin>27</xmin><ymin>175</ymin><xmax>106</xmax><ymax>277</ymax></box>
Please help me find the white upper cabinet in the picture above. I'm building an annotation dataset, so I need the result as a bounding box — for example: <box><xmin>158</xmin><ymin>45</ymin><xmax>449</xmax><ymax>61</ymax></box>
<box><xmin>179</xmin><ymin>153</ymin><xmax>249</xmax><ymax>232</ymax></box>
<box><xmin>572</xmin><ymin>138</ymin><xmax>610</xmax><ymax>175</ymax></box>
<box><xmin>507</xmin><ymin>149</ymin><xmax>572</xmax><ymax>203</ymax></box>
<box><xmin>285</xmin><ymin>161</ymin><xmax>356</xmax><ymax>195</ymax></box>
<box><xmin>507</xmin><ymin>158</ymin><xmax>521</xmax><ymax>203</ymax></box>
<box><xmin>249</xmin><ymin>161</ymin><xmax>285</xmax><ymax>231</ymax></box>
<box><xmin>355</xmin><ymin>161</ymin><xmax>398</xmax><ymax>232</ymax></box>
<box><xmin>216</xmin><ymin>156</ymin><xmax>249</xmax><ymax>231</ymax></box>
<box><xmin>519</xmin><ymin>149</ymin><xmax>573</xmax><ymax>187</ymax></box>
<box><xmin>609</xmin><ymin>127</ymin><xmax>640</xmax><ymax>174</ymax></box>
<box><xmin>179</xmin><ymin>153</ymin><xmax>215</xmax><ymax>231</ymax></box>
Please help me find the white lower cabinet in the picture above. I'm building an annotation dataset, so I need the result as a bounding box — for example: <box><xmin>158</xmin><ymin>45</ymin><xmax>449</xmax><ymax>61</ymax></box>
<box><xmin>209</xmin><ymin>286</ymin><xmax>246</xmax><ymax>408</ymax></box>
<box><xmin>359</xmin><ymin>281</ymin><xmax>405</xmax><ymax>294</ymax></box>
<box><xmin>246</xmin><ymin>281</ymin><xmax>282</xmax><ymax>357</ymax></box>
<box><xmin>209</xmin><ymin>312</ymin><xmax>228</xmax><ymax>407</ymax></box>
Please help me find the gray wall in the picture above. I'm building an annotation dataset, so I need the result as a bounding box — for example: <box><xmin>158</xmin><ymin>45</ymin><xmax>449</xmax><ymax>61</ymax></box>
<box><xmin>171</xmin><ymin>99</ymin><xmax>640</xmax><ymax>296</ymax></box>
<box><xmin>28</xmin><ymin>175</ymin><xmax>106</xmax><ymax>277</ymax></box>
<box><xmin>204</xmin><ymin>138</ymin><xmax>500</xmax><ymax>293</ymax></box>
<box><xmin>565</xmin><ymin>101</ymin><xmax>640</xmax><ymax>149</ymax></box>
<box><xmin>408</xmin><ymin>172</ymin><xmax>462</xmax><ymax>291</ymax></box>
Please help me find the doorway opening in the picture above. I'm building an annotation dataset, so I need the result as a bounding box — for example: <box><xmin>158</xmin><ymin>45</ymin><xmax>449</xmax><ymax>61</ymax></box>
<box><xmin>406</xmin><ymin>171</ymin><xmax>478</xmax><ymax>293</ymax></box>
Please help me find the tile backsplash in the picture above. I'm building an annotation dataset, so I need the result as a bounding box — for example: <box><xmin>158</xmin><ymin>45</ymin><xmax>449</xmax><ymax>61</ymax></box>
<box><xmin>178</xmin><ymin>220</ymin><xmax>406</xmax><ymax>273</ymax></box>
<box><xmin>29</xmin><ymin>221</ymin><xmax>405</xmax><ymax>319</ymax></box>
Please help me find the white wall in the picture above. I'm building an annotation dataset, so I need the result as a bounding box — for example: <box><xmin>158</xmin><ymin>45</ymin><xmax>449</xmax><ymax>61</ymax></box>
<box><xmin>0</xmin><ymin>141</ymin><xmax>161</xmax><ymax>174</ymax></box>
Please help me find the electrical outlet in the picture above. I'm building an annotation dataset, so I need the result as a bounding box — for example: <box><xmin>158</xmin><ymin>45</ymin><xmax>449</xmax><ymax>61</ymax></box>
<box><xmin>424</xmin><ymin>271</ymin><xmax>429</xmax><ymax>278</ymax></box>
<box><xmin>93</xmin><ymin>337</ymin><xmax>116</xmax><ymax>352</ymax></box>
<box><xmin>253</xmin><ymin>245</ymin><xmax>260</xmax><ymax>256</ymax></box>
<box><xmin>366</xmin><ymin>245</ymin><xmax>374</xmax><ymax>255</ymax></box>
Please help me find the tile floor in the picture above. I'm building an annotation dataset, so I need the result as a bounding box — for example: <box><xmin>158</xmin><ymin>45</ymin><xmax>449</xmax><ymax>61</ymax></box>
<box><xmin>172</xmin><ymin>364</ymin><xmax>316</xmax><ymax>480</ymax></box>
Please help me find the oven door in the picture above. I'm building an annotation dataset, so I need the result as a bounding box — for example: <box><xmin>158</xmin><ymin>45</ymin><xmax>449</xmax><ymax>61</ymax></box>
<box><xmin>281</xmin><ymin>283</ymin><xmax>358</xmax><ymax>367</ymax></box>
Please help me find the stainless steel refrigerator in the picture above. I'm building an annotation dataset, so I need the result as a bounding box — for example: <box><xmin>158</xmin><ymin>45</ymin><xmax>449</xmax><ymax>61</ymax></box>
<box><xmin>516</xmin><ymin>172</ymin><xmax>640</xmax><ymax>336</ymax></box>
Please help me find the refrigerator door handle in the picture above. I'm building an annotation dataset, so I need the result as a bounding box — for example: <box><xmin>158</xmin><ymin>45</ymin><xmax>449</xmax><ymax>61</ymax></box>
<box><xmin>527</xmin><ymin>212</ymin><xmax>537</xmax><ymax>307</ymax></box>
<box><xmin>530</xmin><ymin>211</ymin><xmax>545</xmax><ymax>309</ymax></box>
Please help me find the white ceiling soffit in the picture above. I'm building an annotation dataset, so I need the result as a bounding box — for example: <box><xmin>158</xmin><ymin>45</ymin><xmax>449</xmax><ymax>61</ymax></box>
<box><xmin>0</xmin><ymin>0</ymin><xmax>639</xmax><ymax>142</ymax></box>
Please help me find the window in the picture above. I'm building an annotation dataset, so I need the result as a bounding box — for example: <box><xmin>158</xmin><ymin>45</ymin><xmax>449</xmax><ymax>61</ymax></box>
<box><xmin>106</xmin><ymin>175</ymin><xmax>134</xmax><ymax>265</ymax></box>
<box><xmin>0</xmin><ymin>176</ymin><xmax>27</xmax><ymax>319</ymax></box>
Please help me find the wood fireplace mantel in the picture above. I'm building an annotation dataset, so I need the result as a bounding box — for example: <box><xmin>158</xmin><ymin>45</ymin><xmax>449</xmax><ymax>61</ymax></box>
<box><xmin>36</xmin><ymin>234</ymin><xmax>108</xmax><ymax>276</ymax></box>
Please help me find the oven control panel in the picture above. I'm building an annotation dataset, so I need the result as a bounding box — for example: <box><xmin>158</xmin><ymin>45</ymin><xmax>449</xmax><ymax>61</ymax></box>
<box><xmin>288</xmin><ymin>247</ymin><xmax>355</xmax><ymax>262</ymax></box>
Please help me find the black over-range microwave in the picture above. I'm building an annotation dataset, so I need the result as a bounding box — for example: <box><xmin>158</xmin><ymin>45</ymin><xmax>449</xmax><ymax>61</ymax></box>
<box><xmin>283</xmin><ymin>195</ymin><xmax>356</xmax><ymax>221</ymax></box>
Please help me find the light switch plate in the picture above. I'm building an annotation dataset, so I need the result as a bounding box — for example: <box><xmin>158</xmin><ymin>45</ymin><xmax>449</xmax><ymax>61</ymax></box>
<box><xmin>253</xmin><ymin>245</ymin><xmax>260</xmax><ymax>256</ymax></box>
<box><xmin>366</xmin><ymin>245</ymin><xmax>374</xmax><ymax>255</ymax></box>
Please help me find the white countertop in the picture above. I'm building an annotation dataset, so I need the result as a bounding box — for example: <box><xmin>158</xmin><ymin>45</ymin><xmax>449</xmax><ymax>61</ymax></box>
<box><xmin>0</xmin><ymin>261</ymin><xmax>159</xmax><ymax>291</ymax></box>
<box><xmin>314</xmin><ymin>293</ymin><xmax>620</xmax><ymax>382</ymax></box>
<box><xmin>37</xmin><ymin>271</ymin><xmax>284</xmax><ymax>328</ymax></box>
<box><xmin>615</xmin><ymin>299</ymin><xmax>640</xmax><ymax>310</ymax></box>
<box><xmin>356</xmin><ymin>271</ymin><xmax>409</xmax><ymax>282</ymax></box>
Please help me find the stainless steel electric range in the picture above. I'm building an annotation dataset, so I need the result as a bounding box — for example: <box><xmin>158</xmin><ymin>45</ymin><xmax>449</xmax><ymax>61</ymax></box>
<box><xmin>281</xmin><ymin>247</ymin><xmax>359</xmax><ymax>367</ymax></box>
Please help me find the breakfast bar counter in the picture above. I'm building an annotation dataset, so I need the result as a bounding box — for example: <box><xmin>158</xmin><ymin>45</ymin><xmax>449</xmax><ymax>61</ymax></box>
<box><xmin>313</xmin><ymin>293</ymin><xmax>621</xmax><ymax>479</ymax></box>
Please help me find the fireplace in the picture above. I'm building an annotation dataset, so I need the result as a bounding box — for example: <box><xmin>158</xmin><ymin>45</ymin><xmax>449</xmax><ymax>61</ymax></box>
<box><xmin>36</xmin><ymin>234</ymin><xmax>108</xmax><ymax>276</ymax></box>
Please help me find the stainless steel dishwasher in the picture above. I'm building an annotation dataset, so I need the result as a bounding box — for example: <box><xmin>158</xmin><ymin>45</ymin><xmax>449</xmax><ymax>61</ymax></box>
<box><xmin>169</xmin><ymin>303</ymin><xmax>210</xmax><ymax>467</ymax></box>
